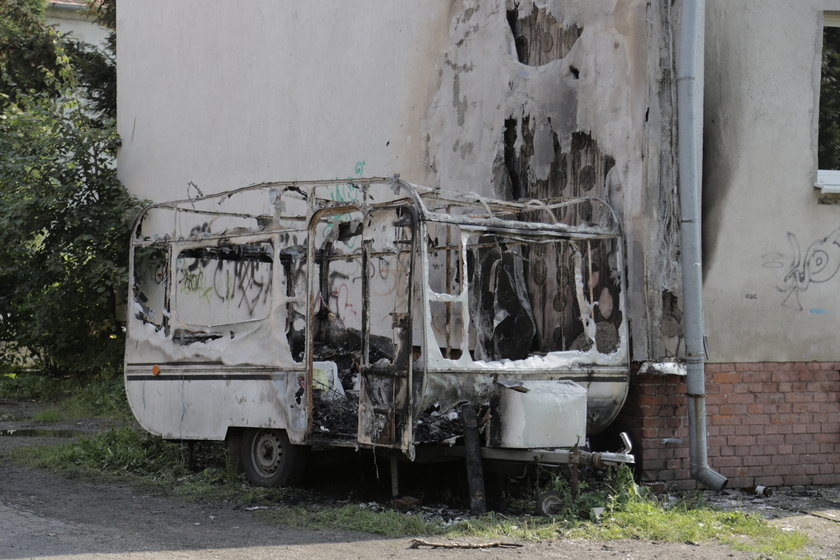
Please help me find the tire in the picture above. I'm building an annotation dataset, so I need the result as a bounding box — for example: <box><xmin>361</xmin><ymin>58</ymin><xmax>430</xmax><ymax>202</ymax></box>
<box><xmin>535</xmin><ymin>490</ymin><xmax>564</xmax><ymax>516</ymax></box>
<box><xmin>239</xmin><ymin>428</ymin><xmax>306</xmax><ymax>487</ymax></box>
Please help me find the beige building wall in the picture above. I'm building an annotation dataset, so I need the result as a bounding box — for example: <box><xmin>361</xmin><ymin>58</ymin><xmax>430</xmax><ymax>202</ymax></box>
<box><xmin>116</xmin><ymin>1</ymin><xmax>451</xmax><ymax>201</ymax></box>
<box><xmin>703</xmin><ymin>0</ymin><xmax>840</xmax><ymax>362</ymax></box>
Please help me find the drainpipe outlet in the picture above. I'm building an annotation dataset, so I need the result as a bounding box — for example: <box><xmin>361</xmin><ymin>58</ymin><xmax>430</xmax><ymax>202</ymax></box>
<box><xmin>692</xmin><ymin>466</ymin><xmax>728</xmax><ymax>491</ymax></box>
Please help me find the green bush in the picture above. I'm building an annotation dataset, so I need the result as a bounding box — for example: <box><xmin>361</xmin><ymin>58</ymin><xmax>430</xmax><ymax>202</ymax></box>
<box><xmin>0</xmin><ymin>91</ymin><xmax>141</xmax><ymax>375</ymax></box>
<box><xmin>0</xmin><ymin>0</ymin><xmax>135</xmax><ymax>377</ymax></box>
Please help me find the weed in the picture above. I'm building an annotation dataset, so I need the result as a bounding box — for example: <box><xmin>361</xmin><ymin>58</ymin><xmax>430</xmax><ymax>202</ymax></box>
<box><xmin>18</xmin><ymin>427</ymin><xmax>180</xmax><ymax>477</ymax></box>
<box><xmin>59</xmin><ymin>375</ymin><xmax>131</xmax><ymax>419</ymax></box>
<box><xmin>536</xmin><ymin>464</ymin><xmax>639</xmax><ymax>519</ymax></box>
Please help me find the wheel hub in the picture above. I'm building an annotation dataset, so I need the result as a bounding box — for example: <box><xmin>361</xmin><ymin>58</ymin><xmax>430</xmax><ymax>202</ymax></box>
<box><xmin>253</xmin><ymin>431</ymin><xmax>283</xmax><ymax>475</ymax></box>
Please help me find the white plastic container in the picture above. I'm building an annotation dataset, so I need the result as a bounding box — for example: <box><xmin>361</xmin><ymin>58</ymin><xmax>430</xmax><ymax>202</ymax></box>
<box><xmin>496</xmin><ymin>380</ymin><xmax>587</xmax><ymax>448</ymax></box>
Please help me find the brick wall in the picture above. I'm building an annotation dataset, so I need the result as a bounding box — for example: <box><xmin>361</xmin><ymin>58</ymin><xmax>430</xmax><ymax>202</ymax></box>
<box><xmin>616</xmin><ymin>362</ymin><xmax>840</xmax><ymax>489</ymax></box>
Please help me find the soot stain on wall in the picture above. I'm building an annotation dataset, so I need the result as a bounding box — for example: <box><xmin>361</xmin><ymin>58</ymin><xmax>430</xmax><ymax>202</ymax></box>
<box><xmin>425</xmin><ymin>0</ymin><xmax>681</xmax><ymax>362</ymax></box>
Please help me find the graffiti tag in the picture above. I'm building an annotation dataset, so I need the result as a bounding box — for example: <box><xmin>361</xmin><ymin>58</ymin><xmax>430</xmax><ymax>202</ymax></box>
<box><xmin>762</xmin><ymin>227</ymin><xmax>840</xmax><ymax>311</ymax></box>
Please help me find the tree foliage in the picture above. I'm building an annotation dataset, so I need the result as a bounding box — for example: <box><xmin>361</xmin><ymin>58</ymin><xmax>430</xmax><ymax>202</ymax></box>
<box><xmin>0</xmin><ymin>0</ymin><xmax>64</xmax><ymax>107</ymax></box>
<box><xmin>63</xmin><ymin>0</ymin><xmax>117</xmax><ymax>120</ymax></box>
<box><xmin>0</xmin><ymin>0</ymin><xmax>138</xmax><ymax>375</ymax></box>
<box><xmin>1</xmin><ymin>0</ymin><xmax>116</xmax><ymax>118</ymax></box>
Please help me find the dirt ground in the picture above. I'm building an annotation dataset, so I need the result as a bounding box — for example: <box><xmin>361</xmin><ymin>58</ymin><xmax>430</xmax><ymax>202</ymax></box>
<box><xmin>1</xmin><ymin>399</ymin><xmax>838</xmax><ymax>560</ymax></box>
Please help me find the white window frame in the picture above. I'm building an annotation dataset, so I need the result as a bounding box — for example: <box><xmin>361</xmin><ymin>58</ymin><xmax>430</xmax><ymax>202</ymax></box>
<box><xmin>816</xmin><ymin>13</ymin><xmax>840</xmax><ymax>194</ymax></box>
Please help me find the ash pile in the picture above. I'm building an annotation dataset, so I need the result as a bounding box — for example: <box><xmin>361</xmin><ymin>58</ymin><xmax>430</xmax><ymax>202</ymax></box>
<box><xmin>313</xmin><ymin>390</ymin><xmax>359</xmax><ymax>437</ymax></box>
<box><xmin>414</xmin><ymin>402</ymin><xmax>465</xmax><ymax>444</ymax></box>
<box><xmin>311</xmin><ymin>353</ymin><xmax>361</xmax><ymax>437</ymax></box>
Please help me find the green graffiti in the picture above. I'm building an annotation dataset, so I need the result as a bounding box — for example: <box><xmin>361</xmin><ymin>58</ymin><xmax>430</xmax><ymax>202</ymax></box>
<box><xmin>322</xmin><ymin>161</ymin><xmax>367</xmax><ymax>249</ymax></box>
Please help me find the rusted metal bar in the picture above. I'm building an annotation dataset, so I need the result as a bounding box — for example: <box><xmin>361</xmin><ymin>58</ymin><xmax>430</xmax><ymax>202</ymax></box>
<box><xmin>586</xmin><ymin>240</ymin><xmax>594</xmax><ymax>303</ymax></box>
<box><xmin>461</xmin><ymin>403</ymin><xmax>486</xmax><ymax>515</ymax></box>
<box><xmin>444</xmin><ymin>216</ymin><xmax>452</xmax><ymax>358</ymax></box>
<box><xmin>136</xmin><ymin>177</ymin><xmax>393</xmax><ymax>211</ymax></box>
<box><xmin>390</xmin><ymin>453</ymin><xmax>400</xmax><ymax>500</ymax></box>
<box><xmin>433</xmin><ymin>443</ymin><xmax>635</xmax><ymax>466</ymax></box>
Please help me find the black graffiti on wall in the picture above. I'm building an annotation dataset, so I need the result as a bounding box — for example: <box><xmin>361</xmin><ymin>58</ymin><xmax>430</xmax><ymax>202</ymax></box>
<box><xmin>177</xmin><ymin>244</ymin><xmax>273</xmax><ymax>318</ymax></box>
<box><xmin>762</xmin><ymin>227</ymin><xmax>840</xmax><ymax>311</ymax></box>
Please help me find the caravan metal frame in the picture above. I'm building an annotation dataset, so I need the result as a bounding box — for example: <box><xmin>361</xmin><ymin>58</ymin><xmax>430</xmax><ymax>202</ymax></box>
<box><xmin>125</xmin><ymin>177</ymin><xmax>633</xmax><ymax>486</ymax></box>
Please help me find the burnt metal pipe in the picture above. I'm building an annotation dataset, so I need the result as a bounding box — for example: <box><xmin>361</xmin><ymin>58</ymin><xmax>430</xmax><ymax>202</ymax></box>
<box><xmin>461</xmin><ymin>403</ymin><xmax>487</xmax><ymax>515</ymax></box>
<box><xmin>677</xmin><ymin>0</ymin><xmax>727</xmax><ymax>491</ymax></box>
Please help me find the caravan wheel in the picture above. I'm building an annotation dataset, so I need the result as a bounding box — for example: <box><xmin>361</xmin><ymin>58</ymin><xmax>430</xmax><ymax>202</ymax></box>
<box><xmin>240</xmin><ymin>429</ymin><xmax>306</xmax><ymax>487</ymax></box>
<box><xmin>535</xmin><ymin>490</ymin><xmax>564</xmax><ymax>516</ymax></box>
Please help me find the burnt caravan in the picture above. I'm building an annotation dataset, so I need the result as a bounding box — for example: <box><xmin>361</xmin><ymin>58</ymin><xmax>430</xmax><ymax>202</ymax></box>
<box><xmin>125</xmin><ymin>177</ymin><xmax>633</xmax><ymax>490</ymax></box>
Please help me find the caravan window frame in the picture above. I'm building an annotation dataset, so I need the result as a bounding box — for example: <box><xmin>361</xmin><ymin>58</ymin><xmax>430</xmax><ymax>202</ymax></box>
<box><xmin>169</xmin><ymin>236</ymin><xmax>276</xmax><ymax>329</ymax></box>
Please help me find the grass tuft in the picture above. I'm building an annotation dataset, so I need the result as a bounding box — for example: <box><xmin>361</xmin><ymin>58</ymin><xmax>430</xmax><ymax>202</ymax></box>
<box><xmin>58</xmin><ymin>375</ymin><xmax>132</xmax><ymax>419</ymax></box>
<box><xmin>564</xmin><ymin>495</ymin><xmax>809</xmax><ymax>559</ymax></box>
<box><xmin>32</xmin><ymin>408</ymin><xmax>61</xmax><ymax>423</ymax></box>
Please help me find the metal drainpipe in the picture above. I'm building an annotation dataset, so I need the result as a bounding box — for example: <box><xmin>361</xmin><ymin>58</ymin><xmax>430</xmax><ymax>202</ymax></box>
<box><xmin>676</xmin><ymin>0</ymin><xmax>728</xmax><ymax>491</ymax></box>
